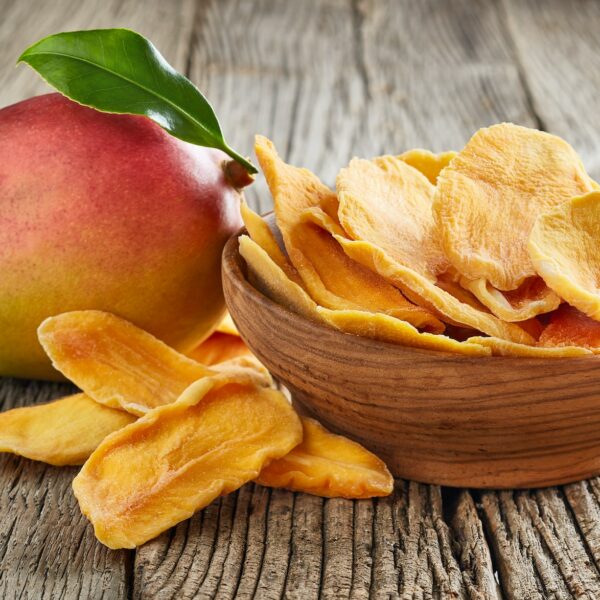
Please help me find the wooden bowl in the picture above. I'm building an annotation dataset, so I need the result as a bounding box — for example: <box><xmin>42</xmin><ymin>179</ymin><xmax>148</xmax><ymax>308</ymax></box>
<box><xmin>222</xmin><ymin>231</ymin><xmax>600</xmax><ymax>489</ymax></box>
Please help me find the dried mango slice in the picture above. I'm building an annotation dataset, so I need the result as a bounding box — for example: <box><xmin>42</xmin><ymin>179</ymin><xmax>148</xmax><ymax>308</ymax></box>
<box><xmin>240</xmin><ymin>200</ymin><xmax>302</xmax><ymax>284</ymax></box>
<box><xmin>539</xmin><ymin>305</ymin><xmax>600</xmax><ymax>350</ymax></box>
<box><xmin>240</xmin><ymin>233</ymin><xmax>489</xmax><ymax>355</ymax></box>
<box><xmin>255</xmin><ymin>135</ymin><xmax>339</xmax><ymax>245</ymax></box>
<box><xmin>257</xmin><ymin>417</ymin><xmax>393</xmax><ymax>498</ymax></box>
<box><xmin>337</xmin><ymin>156</ymin><xmax>449</xmax><ymax>281</ymax></box>
<box><xmin>0</xmin><ymin>393</ymin><xmax>135</xmax><ymax>466</ymax></box>
<box><xmin>466</xmin><ymin>336</ymin><xmax>591</xmax><ymax>358</ymax></box>
<box><xmin>318</xmin><ymin>308</ymin><xmax>491</xmax><ymax>356</ymax></box>
<box><xmin>459</xmin><ymin>276</ymin><xmax>560</xmax><ymax>322</ymax></box>
<box><xmin>215</xmin><ymin>313</ymin><xmax>239</xmax><ymax>337</ymax></box>
<box><xmin>398</xmin><ymin>149</ymin><xmax>456</xmax><ymax>184</ymax></box>
<box><xmin>38</xmin><ymin>311</ymin><xmax>270</xmax><ymax>416</ymax></box>
<box><xmin>73</xmin><ymin>377</ymin><xmax>303</xmax><ymax>548</ymax></box>
<box><xmin>529</xmin><ymin>191</ymin><xmax>600</xmax><ymax>319</ymax></box>
<box><xmin>186</xmin><ymin>332</ymin><xmax>251</xmax><ymax>365</ymax></box>
<box><xmin>434</xmin><ymin>123</ymin><xmax>594</xmax><ymax>290</ymax></box>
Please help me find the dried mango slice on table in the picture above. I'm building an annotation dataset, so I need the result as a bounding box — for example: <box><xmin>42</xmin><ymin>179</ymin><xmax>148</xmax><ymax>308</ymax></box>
<box><xmin>0</xmin><ymin>393</ymin><xmax>135</xmax><ymax>466</ymax></box>
<box><xmin>433</xmin><ymin>123</ymin><xmax>592</xmax><ymax>319</ymax></box>
<box><xmin>215</xmin><ymin>312</ymin><xmax>239</xmax><ymax>336</ymax></box>
<box><xmin>239</xmin><ymin>234</ymin><xmax>491</xmax><ymax>356</ymax></box>
<box><xmin>333</xmin><ymin>159</ymin><xmax>534</xmax><ymax>344</ymax></box>
<box><xmin>255</xmin><ymin>137</ymin><xmax>442</xmax><ymax>332</ymax></box>
<box><xmin>257</xmin><ymin>417</ymin><xmax>393</xmax><ymax>498</ymax></box>
<box><xmin>539</xmin><ymin>305</ymin><xmax>600</xmax><ymax>350</ymax></box>
<box><xmin>398</xmin><ymin>148</ymin><xmax>456</xmax><ymax>184</ymax></box>
<box><xmin>187</xmin><ymin>331</ymin><xmax>251</xmax><ymax>365</ymax></box>
<box><xmin>529</xmin><ymin>191</ymin><xmax>600</xmax><ymax>320</ymax></box>
<box><xmin>38</xmin><ymin>310</ymin><xmax>270</xmax><ymax>415</ymax></box>
<box><xmin>73</xmin><ymin>377</ymin><xmax>303</xmax><ymax>549</ymax></box>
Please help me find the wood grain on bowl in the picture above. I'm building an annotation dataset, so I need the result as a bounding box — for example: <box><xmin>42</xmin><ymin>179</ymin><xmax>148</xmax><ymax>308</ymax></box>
<box><xmin>223</xmin><ymin>232</ymin><xmax>600</xmax><ymax>489</ymax></box>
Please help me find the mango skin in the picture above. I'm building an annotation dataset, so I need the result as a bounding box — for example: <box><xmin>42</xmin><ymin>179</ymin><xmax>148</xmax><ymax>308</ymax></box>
<box><xmin>0</xmin><ymin>93</ymin><xmax>243</xmax><ymax>380</ymax></box>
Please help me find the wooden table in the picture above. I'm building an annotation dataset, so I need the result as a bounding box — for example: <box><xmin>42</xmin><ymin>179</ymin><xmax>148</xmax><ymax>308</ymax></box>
<box><xmin>2</xmin><ymin>0</ymin><xmax>600</xmax><ymax>598</ymax></box>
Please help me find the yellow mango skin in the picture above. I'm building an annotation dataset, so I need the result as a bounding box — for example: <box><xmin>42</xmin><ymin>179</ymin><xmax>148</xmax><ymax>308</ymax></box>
<box><xmin>0</xmin><ymin>94</ymin><xmax>246</xmax><ymax>381</ymax></box>
<box><xmin>0</xmin><ymin>393</ymin><xmax>135</xmax><ymax>466</ymax></box>
<box><xmin>257</xmin><ymin>418</ymin><xmax>393</xmax><ymax>498</ymax></box>
<box><xmin>38</xmin><ymin>310</ymin><xmax>271</xmax><ymax>415</ymax></box>
<box><xmin>73</xmin><ymin>379</ymin><xmax>303</xmax><ymax>549</ymax></box>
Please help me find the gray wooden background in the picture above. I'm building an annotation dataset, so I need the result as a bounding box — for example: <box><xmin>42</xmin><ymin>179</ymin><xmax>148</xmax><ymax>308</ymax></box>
<box><xmin>2</xmin><ymin>0</ymin><xmax>600</xmax><ymax>598</ymax></box>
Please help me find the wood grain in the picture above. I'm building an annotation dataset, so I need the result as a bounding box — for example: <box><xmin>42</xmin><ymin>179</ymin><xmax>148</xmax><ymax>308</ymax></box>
<box><xmin>2</xmin><ymin>0</ymin><xmax>600</xmax><ymax>598</ymax></box>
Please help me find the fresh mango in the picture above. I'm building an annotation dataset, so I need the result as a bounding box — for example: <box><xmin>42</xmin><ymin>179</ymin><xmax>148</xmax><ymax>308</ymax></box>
<box><xmin>0</xmin><ymin>93</ymin><xmax>250</xmax><ymax>380</ymax></box>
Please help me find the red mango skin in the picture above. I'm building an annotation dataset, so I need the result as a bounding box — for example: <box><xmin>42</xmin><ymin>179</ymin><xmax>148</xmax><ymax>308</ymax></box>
<box><xmin>0</xmin><ymin>93</ymin><xmax>244</xmax><ymax>380</ymax></box>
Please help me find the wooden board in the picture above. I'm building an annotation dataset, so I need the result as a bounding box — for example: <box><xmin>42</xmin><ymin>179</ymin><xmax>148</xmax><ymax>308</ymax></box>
<box><xmin>2</xmin><ymin>0</ymin><xmax>600</xmax><ymax>598</ymax></box>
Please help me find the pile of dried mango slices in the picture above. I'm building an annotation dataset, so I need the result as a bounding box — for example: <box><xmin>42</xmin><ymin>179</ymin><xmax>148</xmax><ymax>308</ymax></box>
<box><xmin>0</xmin><ymin>311</ymin><xmax>392</xmax><ymax>548</ymax></box>
<box><xmin>242</xmin><ymin>124</ymin><xmax>600</xmax><ymax>358</ymax></box>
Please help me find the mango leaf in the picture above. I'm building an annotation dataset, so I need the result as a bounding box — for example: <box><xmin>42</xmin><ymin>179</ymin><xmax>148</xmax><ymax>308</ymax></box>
<box><xmin>18</xmin><ymin>28</ymin><xmax>257</xmax><ymax>174</ymax></box>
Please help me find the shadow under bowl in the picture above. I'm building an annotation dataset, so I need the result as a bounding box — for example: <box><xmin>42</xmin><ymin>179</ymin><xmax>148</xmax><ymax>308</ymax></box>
<box><xmin>222</xmin><ymin>231</ymin><xmax>600</xmax><ymax>489</ymax></box>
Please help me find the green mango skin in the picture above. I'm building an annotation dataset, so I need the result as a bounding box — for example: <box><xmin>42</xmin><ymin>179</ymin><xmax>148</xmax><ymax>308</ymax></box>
<box><xmin>0</xmin><ymin>93</ymin><xmax>243</xmax><ymax>380</ymax></box>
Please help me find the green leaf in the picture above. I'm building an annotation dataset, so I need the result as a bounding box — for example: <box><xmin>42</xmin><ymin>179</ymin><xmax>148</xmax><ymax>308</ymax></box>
<box><xmin>18</xmin><ymin>29</ymin><xmax>257</xmax><ymax>174</ymax></box>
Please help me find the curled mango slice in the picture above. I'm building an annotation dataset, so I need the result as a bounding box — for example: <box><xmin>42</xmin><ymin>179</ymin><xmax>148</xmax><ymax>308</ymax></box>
<box><xmin>434</xmin><ymin>123</ymin><xmax>593</xmax><ymax>291</ymax></box>
<box><xmin>255</xmin><ymin>138</ymin><xmax>442</xmax><ymax>332</ymax></box>
<box><xmin>459</xmin><ymin>276</ymin><xmax>560</xmax><ymax>322</ymax></box>
<box><xmin>186</xmin><ymin>332</ymin><xmax>251</xmax><ymax>365</ymax></box>
<box><xmin>337</xmin><ymin>156</ymin><xmax>449</xmax><ymax>281</ymax></box>
<box><xmin>529</xmin><ymin>191</ymin><xmax>600</xmax><ymax>320</ymax></box>
<box><xmin>466</xmin><ymin>336</ymin><xmax>591</xmax><ymax>358</ymax></box>
<box><xmin>240</xmin><ymin>234</ymin><xmax>489</xmax><ymax>356</ymax></box>
<box><xmin>73</xmin><ymin>377</ymin><xmax>303</xmax><ymax>549</ymax></box>
<box><xmin>257</xmin><ymin>417</ymin><xmax>393</xmax><ymax>498</ymax></box>
<box><xmin>539</xmin><ymin>304</ymin><xmax>600</xmax><ymax>350</ymax></box>
<box><xmin>0</xmin><ymin>393</ymin><xmax>136</xmax><ymax>466</ymax></box>
<box><xmin>398</xmin><ymin>148</ymin><xmax>456</xmax><ymax>184</ymax></box>
<box><xmin>38</xmin><ymin>310</ymin><xmax>270</xmax><ymax>415</ymax></box>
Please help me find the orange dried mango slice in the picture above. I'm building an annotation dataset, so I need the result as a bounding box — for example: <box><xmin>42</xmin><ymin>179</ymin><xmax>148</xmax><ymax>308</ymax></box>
<box><xmin>38</xmin><ymin>310</ymin><xmax>270</xmax><ymax>416</ymax></box>
<box><xmin>186</xmin><ymin>331</ymin><xmax>251</xmax><ymax>365</ymax></box>
<box><xmin>458</xmin><ymin>276</ymin><xmax>560</xmax><ymax>322</ymax></box>
<box><xmin>0</xmin><ymin>393</ymin><xmax>135</xmax><ymax>466</ymax></box>
<box><xmin>73</xmin><ymin>377</ymin><xmax>302</xmax><ymax>548</ymax></box>
<box><xmin>529</xmin><ymin>191</ymin><xmax>600</xmax><ymax>320</ymax></box>
<box><xmin>257</xmin><ymin>417</ymin><xmax>393</xmax><ymax>498</ymax></box>
<box><xmin>337</xmin><ymin>156</ymin><xmax>449</xmax><ymax>281</ymax></box>
<box><xmin>539</xmin><ymin>305</ymin><xmax>600</xmax><ymax>351</ymax></box>
<box><xmin>241</xmin><ymin>232</ymin><xmax>489</xmax><ymax>354</ymax></box>
<box><xmin>398</xmin><ymin>148</ymin><xmax>456</xmax><ymax>184</ymax></box>
<box><xmin>466</xmin><ymin>336</ymin><xmax>591</xmax><ymax>358</ymax></box>
<box><xmin>434</xmin><ymin>123</ymin><xmax>594</xmax><ymax>291</ymax></box>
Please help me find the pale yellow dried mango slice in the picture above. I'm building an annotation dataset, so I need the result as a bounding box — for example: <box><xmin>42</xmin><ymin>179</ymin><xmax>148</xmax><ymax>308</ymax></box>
<box><xmin>466</xmin><ymin>336</ymin><xmax>591</xmax><ymax>358</ymax></box>
<box><xmin>539</xmin><ymin>305</ymin><xmax>600</xmax><ymax>350</ymax></box>
<box><xmin>459</xmin><ymin>276</ymin><xmax>560</xmax><ymax>322</ymax></box>
<box><xmin>257</xmin><ymin>417</ymin><xmax>393</xmax><ymax>498</ymax></box>
<box><xmin>398</xmin><ymin>149</ymin><xmax>456</xmax><ymax>184</ymax></box>
<box><xmin>318</xmin><ymin>308</ymin><xmax>491</xmax><ymax>356</ymax></box>
<box><xmin>73</xmin><ymin>378</ymin><xmax>302</xmax><ymax>548</ymax></box>
<box><xmin>529</xmin><ymin>191</ymin><xmax>600</xmax><ymax>320</ymax></box>
<box><xmin>434</xmin><ymin>123</ymin><xmax>594</xmax><ymax>291</ymax></box>
<box><xmin>337</xmin><ymin>156</ymin><xmax>449</xmax><ymax>281</ymax></box>
<box><xmin>255</xmin><ymin>135</ymin><xmax>339</xmax><ymax>245</ymax></box>
<box><xmin>309</xmin><ymin>210</ymin><xmax>535</xmax><ymax>344</ymax></box>
<box><xmin>186</xmin><ymin>332</ymin><xmax>251</xmax><ymax>365</ymax></box>
<box><xmin>0</xmin><ymin>393</ymin><xmax>135</xmax><ymax>466</ymax></box>
<box><xmin>38</xmin><ymin>311</ymin><xmax>270</xmax><ymax>416</ymax></box>
<box><xmin>240</xmin><ymin>233</ymin><xmax>489</xmax><ymax>355</ymax></box>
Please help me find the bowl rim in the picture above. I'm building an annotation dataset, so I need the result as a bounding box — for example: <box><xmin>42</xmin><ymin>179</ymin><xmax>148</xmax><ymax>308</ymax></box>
<box><xmin>222</xmin><ymin>228</ymin><xmax>600</xmax><ymax>366</ymax></box>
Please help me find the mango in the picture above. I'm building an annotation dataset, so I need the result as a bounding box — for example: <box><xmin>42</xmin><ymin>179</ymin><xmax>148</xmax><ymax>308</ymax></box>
<box><xmin>0</xmin><ymin>93</ymin><xmax>250</xmax><ymax>380</ymax></box>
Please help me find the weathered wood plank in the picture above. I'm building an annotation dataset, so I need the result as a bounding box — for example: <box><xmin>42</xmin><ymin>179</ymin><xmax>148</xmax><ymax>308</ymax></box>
<box><xmin>502</xmin><ymin>0</ymin><xmax>600</xmax><ymax>179</ymax></box>
<box><xmin>0</xmin><ymin>380</ymin><xmax>131</xmax><ymax>600</ymax></box>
